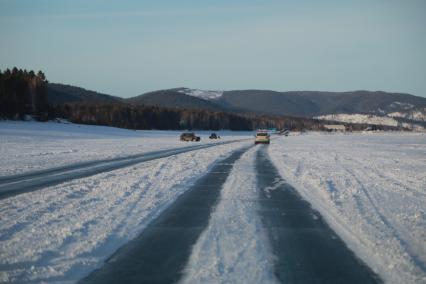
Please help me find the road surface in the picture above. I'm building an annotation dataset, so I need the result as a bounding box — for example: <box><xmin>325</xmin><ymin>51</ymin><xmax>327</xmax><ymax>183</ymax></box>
<box><xmin>79</xmin><ymin>147</ymin><xmax>249</xmax><ymax>283</ymax></box>
<box><xmin>80</xmin><ymin>145</ymin><xmax>381</xmax><ymax>284</ymax></box>
<box><xmin>256</xmin><ymin>146</ymin><xmax>381</xmax><ymax>283</ymax></box>
<box><xmin>0</xmin><ymin>139</ymin><xmax>246</xmax><ymax>200</ymax></box>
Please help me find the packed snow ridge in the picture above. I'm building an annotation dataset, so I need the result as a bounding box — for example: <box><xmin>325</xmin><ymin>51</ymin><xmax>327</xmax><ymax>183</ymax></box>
<box><xmin>178</xmin><ymin>88</ymin><xmax>223</xmax><ymax>100</ymax></box>
<box><xmin>181</xmin><ymin>147</ymin><xmax>278</xmax><ymax>284</ymax></box>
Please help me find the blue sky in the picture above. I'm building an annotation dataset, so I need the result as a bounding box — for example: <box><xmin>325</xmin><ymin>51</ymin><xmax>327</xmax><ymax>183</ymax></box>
<box><xmin>1</xmin><ymin>0</ymin><xmax>425</xmax><ymax>98</ymax></box>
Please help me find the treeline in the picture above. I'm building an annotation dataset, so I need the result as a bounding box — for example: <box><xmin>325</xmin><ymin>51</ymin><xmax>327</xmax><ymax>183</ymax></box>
<box><xmin>50</xmin><ymin>103</ymin><xmax>324</xmax><ymax>131</ymax></box>
<box><xmin>0</xmin><ymin>68</ymin><xmax>48</xmax><ymax>120</ymax></box>
<box><xmin>248</xmin><ymin>114</ymin><xmax>324</xmax><ymax>131</ymax></box>
<box><xmin>52</xmin><ymin>103</ymin><xmax>256</xmax><ymax>130</ymax></box>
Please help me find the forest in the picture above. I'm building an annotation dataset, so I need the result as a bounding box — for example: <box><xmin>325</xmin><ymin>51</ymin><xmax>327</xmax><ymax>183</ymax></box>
<box><xmin>51</xmin><ymin>103</ymin><xmax>324</xmax><ymax>131</ymax></box>
<box><xmin>0</xmin><ymin>68</ymin><xmax>48</xmax><ymax>120</ymax></box>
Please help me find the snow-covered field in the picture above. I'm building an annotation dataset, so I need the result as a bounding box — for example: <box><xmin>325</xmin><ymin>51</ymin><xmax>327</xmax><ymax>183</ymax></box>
<box><xmin>269</xmin><ymin>133</ymin><xmax>426</xmax><ymax>284</ymax></box>
<box><xmin>0</xmin><ymin>121</ymin><xmax>250</xmax><ymax>176</ymax></box>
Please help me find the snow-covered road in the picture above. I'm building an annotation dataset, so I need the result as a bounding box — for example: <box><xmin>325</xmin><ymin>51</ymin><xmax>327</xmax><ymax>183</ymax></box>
<box><xmin>181</xmin><ymin>146</ymin><xmax>278</xmax><ymax>284</ymax></box>
<box><xmin>81</xmin><ymin>147</ymin><xmax>252</xmax><ymax>284</ymax></box>
<box><xmin>0</xmin><ymin>122</ymin><xmax>252</xmax><ymax>283</ymax></box>
<box><xmin>0</xmin><ymin>121</ymin><xmax>250</xmax><ymax>176</ymax></box>
<box><xmin>82</xmin><ymin>143</ymin><xmax>380</xmax><ymax>284</ymax></box>
<box><xmin>255</xmin><ymin>146</ymin><xmax>379</xmax><ymax>283</ymax></box>
<box><xmin>0</xmin><ymin>138</ymin><xmax>247</xmax><ymax>199</ymax></box>
<box><xmin>0</xmin><ymin>141</ymin><xmax>250</xmax><ymax>283</ymax></box>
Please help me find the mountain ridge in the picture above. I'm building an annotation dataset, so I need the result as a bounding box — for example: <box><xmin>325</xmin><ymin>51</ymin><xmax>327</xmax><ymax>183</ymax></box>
<box><xmin>46</xmin><ymin>84</ymin><xmax>426</xmax><ymax>124</ymax></box>
<box><xmin>47</xmin><ymin>83</ymin><xmax>123</xmax><ymax>105</ymax></box>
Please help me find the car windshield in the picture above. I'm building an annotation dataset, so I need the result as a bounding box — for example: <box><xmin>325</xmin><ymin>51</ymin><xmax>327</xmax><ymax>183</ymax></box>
<box><xmin>257</xmin><ymin>133</ymin><xmax>268</xmax><ymax>136</ymax></box>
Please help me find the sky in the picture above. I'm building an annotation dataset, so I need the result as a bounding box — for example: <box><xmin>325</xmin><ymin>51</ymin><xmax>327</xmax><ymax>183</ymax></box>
<box><xmin>1</xmin><ymin>0</ymin><xmax>425</xmax><ymax>98</ymax></box>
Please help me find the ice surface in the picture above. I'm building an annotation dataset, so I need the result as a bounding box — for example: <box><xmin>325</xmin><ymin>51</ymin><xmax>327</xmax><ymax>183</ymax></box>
<box><xmin>181</xmin><ymin>147</ymin><xmax>278</xmax><ymax>284</ymax></box>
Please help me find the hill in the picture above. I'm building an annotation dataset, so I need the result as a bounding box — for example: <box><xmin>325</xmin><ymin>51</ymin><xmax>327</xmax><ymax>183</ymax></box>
<box><xmin>126</xmin><ymin>88</ymin><xmax>223</xmax><ymax>111</ymax></box>
<box><xmin>126</xmin><ymin>89</ymin><xmax>426</xmax><ymax>119</ymax></box>
<box><xmin>124</xmin><ymin>88</ymin><xmax>426</xmax><ymax>130</ymax></box>
<box><xmin>217</xmin><ymin>90</ymin><xmax>426</xmax><ymax>117</ymax></box>
<box><xmin>3</xmin><ymin>67</ymin><xmax>424</xmax><ymax>130</ymax></box>
<box><xmin>47</xmin><ymin>83</ymin><xmax>122</xmax><ymax>105</ymax></box>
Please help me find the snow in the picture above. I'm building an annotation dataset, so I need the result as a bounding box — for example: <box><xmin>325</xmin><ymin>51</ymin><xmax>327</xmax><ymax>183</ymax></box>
<box><xmin>178</xmin><ymin>88</ymin><xmax>223</xmax><ymax>100</ymax></box>
<box><xmin>0</xmin><ymin>138</ymin><xmax>250</xmax><ymax>283</ymax></box>
<box><xmin>1</xmin><ymin>121</ymin><xmax>425</xmax><ymax>283</ymax></box>
<box><xmin>316</xmin><ymin>113</ymin><xmax>400</xmax><ymax>127</ymax></box>
<box><xmin>181</xmin><ymin>147</ymin><xmax>278</xmax><ymax>284</ymax></box>
<box><xmin>388</xmin><ymin>108</ymin><xmax>426</xmax><ymax>122</ymax></box>
<box><xmin>268</xmin><ymin>133</ymin><xmax>426</xmax><ymax>284</ymax></box>
<box><xmin>316</xmin><ymin>111</ymin><xmax>426</xmax><ymax>131</ymax></box>
<box><xmin>388</xmin><ymin>101</ymin><xmax>415</xmax><ymax>110</ymax></box>
<box><xmin>0</xmin><ymin>121</ymin><xmax>250</xmax><ymax>176</ymax></box>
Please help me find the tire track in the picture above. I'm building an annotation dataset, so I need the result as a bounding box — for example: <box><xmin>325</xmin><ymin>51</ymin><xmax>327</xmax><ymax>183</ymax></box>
<box><xmin>79</xmin><ymin>146</ymin><xmax>250</xmax><ymax>284</ymax></box>
<box><xmin>256</xmin><ymin>146</ymin><xmax>381</xmax><ymax>284</ymax></box>
<box><xmin>0</xmin><ymin>139</ymin><xmax>248</xmax><ymax>200</ymax></box>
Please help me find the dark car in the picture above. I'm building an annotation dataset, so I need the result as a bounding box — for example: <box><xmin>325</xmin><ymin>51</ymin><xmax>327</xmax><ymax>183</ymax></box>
<box><xmin>209</xmin><ymin>133</ymin><xmax>220</xmax><ymax>139</ymax></box>
<box><xmin>180</xmin><ymin>132</ymin><xmax>201</xmax><ymax>142</ymax></box>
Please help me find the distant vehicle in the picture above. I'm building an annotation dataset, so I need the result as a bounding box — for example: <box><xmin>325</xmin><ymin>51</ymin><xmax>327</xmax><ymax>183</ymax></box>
<box><xmin>255</xmin><ymin>131</ymin><xmax>270</xmax><ymax>144</ymax></box>
<box><xmin>180</xmin><ymin>132</ymin><xmax>200</xmax><ymax>142</ymax></box>
<box><xmin>209</xmin><ymin>133</ymin><xmax>220</xmax><ymax>139</ymax></box>
<box><xmin>279</xmin><ymin>129</ymin><xmax>290</xmax><ymax>136</ymax></box>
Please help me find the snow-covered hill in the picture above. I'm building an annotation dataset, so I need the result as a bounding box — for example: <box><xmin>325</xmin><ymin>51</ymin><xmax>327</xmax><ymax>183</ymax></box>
<box><xmin>316</xmin><ymin>114</ymin><xmax>399</xmax><ymax>127</ymax></box>
<box><xmin>315</xmin><ymin>111</ymin><xmax>426</xmax><ymax>131</ymax></box>
<box><xmin>178</xmin><ymin>88</ymin><xmax>223</xmax><ymax>100</ymax></box>
<box><xmin>388</xmin><ymin>108</ymin><xmax>426</xmax><ymax>121</ymax></box>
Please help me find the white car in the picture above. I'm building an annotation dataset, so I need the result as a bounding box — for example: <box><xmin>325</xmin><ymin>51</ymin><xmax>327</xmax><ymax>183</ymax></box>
<box><xmin>255</xmin><ymin>131</ymin><xmax>270</xmax><ymax>144</ymax></box>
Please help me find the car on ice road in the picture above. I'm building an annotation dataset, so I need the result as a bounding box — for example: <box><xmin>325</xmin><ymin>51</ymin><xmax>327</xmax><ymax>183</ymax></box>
<box><xmin>180</xmin><ymin>132</ymin><xmax>201</xmax><ymax>142</ymax></box>
<box><xmin>255</xmin><ymin>131</ymin><xmax>270</xmax><ymax>144</ymax></box>
<box><xmin>209</xmin><ymin>133</ymin><xmax>220</xmax><ymax>139</ymax></box>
